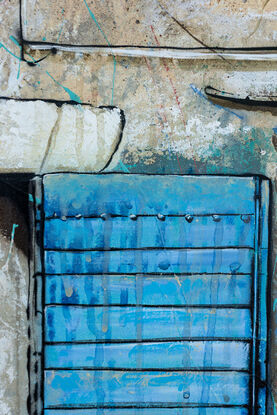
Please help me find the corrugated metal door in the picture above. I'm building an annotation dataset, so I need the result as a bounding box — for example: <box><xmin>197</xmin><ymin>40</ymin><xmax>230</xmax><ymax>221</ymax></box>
<box><xmin>39</xmin><ymin>174</ymin><xmax>269</xmax><ymax>415</ymax></box>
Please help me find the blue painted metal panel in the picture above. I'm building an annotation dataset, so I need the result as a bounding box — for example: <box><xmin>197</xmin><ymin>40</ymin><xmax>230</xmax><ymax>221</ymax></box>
<box><xmin>44</xmin><ymin>370</ymin><xmax>249</xmax><ymax>407</ymax></box>
<box><xmin>45</xmin><ymin>306</ymin><xmax>252</xmax><ymax>342</ymax></box>
<box><xmin>43</xmin><ymin>174</ymin><xmax>256</xmax><ymax>217</ymax></box>
<box><xmin>257</xmin><ymin>180</ymin><xmax>269</xmax><ymax>415</ymax></box>
<box><xmin>41</xmin><ymin>174</ymin><xmax>268</xmax><ymax>414</ymax></box>
<box><xmin>45</xmin><ymin>410</ymin><xmax>249</xmax><ymax>415</ymax></box>
<box><xmin>45</xmin><ymin>248</ymin><xmax>253</xmax><ymax>274</ymax></box>
<box><xmin>45</xmin><ymin>274</ymin><xmax>252</xmax><ymax>306</ymax></box>
<box><xmin>44</xmin><ymin>215</ymin><xmax>254</xmax><ymax>249</ymax></box>
<box><xmin>45</xmin><ymin>341</ymin><xmax>249</xmax><ymax>370</ymax></box>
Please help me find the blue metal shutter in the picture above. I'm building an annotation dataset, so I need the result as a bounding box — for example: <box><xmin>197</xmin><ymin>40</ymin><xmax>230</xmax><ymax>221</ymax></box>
<box><xmin>41</xmin><ymin>174</ymin><xmax>269</xmax><ymax>415</ymax></box>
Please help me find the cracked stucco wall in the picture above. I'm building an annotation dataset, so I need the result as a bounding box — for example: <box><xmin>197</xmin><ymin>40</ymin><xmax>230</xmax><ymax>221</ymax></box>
<box><xmin>0</xmin><ymin>0</ymin><xmax>277</xmax><ymax>414</ymax></box>
<box><xmin>0</xmin><ymin>100</ymin><xmax>123</xmax><ymax>172</ymax></box>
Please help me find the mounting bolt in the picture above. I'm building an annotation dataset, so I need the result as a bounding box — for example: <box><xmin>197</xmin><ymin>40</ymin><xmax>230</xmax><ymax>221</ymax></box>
<box><xmin>100</xmin><ymin>213</ymin><xmax>108</xmax><ymax>220</ymax></box>
<box><xmin>240</xmin><ymin>214</ymin><xmax>251</xmax><ymax>223</ymax></box>
<box><xmin>129</xmin><ymin>214</ymin><xmax>138</xmax><ymax>221</ymax></box>
<box><xmin>185</xmin><ymin>214</ymin><xmax>193</xmax><ymax>223</ymax></box>
<box><xmin>212</xmin><ymin>215</ymin><xmax>221</xmax><ymax>222</ymax></box>
<box><xmin>183</xmin><ymin>391</ymin><xmax>190</xmax><ymax>399</ymax></box>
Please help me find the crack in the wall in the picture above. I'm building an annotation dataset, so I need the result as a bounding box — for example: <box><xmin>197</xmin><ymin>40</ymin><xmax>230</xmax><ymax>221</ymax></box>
<box><xmin>39</xmin><ymin>108</ymin><xmax>61</xmax><ymax>173</ymax></box>
<box><xmin>0</xmin><ymin>99</ymin><xmax>125</xmax><ymax>173</ymax></box>
<box><xmin>247</xmin><ymin>0</ymin><xmax>273</xmax><ymax>39</ymax></box>
<box><xmin>99</xmin><ymin>108</ymin><xmax>126</xmax><ymax>172</ymax></box>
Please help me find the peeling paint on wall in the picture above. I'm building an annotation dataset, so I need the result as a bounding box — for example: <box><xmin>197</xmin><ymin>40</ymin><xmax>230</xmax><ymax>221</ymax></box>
<box><xmin>0</xmin><ymin>0</ymin><xmax>277</xmax><ymax>413</ymax></box>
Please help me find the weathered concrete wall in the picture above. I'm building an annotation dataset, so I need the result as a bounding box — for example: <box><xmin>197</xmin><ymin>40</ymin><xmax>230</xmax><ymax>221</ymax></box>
<box><xmin>22</xmin><ymin>0</ymin><xmax>277</xmax><ymax>48</ymax></box>
<box><xmin>0</xmin><ymin>0</ymin><xmax>277</xmax><ymax>414</ymax></box>
<box><xmin>0</xmin><ymin>178</ymin><xmax>30</xmax><ymax>415</ymax></box>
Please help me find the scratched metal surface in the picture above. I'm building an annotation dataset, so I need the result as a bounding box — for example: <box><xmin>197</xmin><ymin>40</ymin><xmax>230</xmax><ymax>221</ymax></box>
<box><xmin>42</xmin><ymin>174</ymin><xmax>268</xmax><ymax>413</ymax></box>
<box><xmin>22</xmin><ymin>0</ymin><xmax>277</xmax><ymax>48</ymax></box>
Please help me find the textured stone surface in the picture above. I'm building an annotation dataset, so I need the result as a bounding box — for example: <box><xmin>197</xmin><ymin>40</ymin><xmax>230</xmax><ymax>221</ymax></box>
<box><xmin>22</xmin><ymin>0</ymin><xmax>277</xmax><ymax>48</ymax></box>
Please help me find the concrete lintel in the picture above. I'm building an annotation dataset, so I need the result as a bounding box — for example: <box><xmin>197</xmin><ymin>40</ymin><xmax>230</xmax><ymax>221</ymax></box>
<box><xmin>0</xmin><ymin>99</ymin><xmax>124</xmax><ymax>173</ymax></box>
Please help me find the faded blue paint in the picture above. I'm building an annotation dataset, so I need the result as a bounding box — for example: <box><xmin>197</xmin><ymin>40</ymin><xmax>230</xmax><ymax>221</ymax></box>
<box><xmin>45</xmin><ymin>248</ymin><xmax>253</xmax><ymax>274</ymax></box>
<box><xmin>45</xmin><ymin>274</ymin><xmax>251</xmax><ymax>305</ymax></box>
<box><xmin>45</xmin><ymin>410</ymin><xmax>248</xmax><ymax>415</ymax></box>
<box><xmin>44</xmin><ymin>370</ymin><xmax>249</xmax><ymax>407</ymax></box>
<box><xmin>256</xmin><ymin>180</ymin><xmax>269</xmax><ymax>410</ymax></box>
<box><xmin>43</xmin><ymin>174</ymin><xmax>256</xmax><ymax>217</ymax></box>
<box><xmin>42</xmin><ymin>174</ymin><xmax>268</xmax><ymax>413</ymax></box>
<box><xmin>45</xmin><ymin>341</ymin><xmax>249</xmax><ymax>370</ymax></box>
<box><xmin>44</xmin><ymin>215</ymin><xmax>254</xmax><ymax>249</ymax></box>
<box><xmin>190</xmin><ymin>84</ymin><xmax>243</xmax><ymax>120</ymax></box>
<box><xmin>45</xmin><ymin>306</ymin><xmax>252</xmax><ymax>342</ymax></box>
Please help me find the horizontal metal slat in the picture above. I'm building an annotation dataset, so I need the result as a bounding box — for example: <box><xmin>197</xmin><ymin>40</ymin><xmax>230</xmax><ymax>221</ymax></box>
<box><xmin>43</xmin><ymin>174</ymin><xmax>255</xmax><ymax>217</ymax></box>
<box><xmin>44</xmin><ymin>215</ymin><xmax>254</xmax><ymax>249</ymax></box>
<box><xmin>45</xmin><ymin>341</ymin><xmax>249</xmax><ymax>370</ymax></box>
<box><xmin>44</xmin><ymin>370</ymin><xmax>249</xmax><ymax>407</ymax></box>
<box><xmin>44</xmin><ymin>408</ymin><xmax>249</xmax><ymax>415</ymax></box>
<box><xmin>45</xmin><ymin>306</ymin><xmax>252</xmax><ymax>342</ymax></box>
<box><xmin>45</xmin><ymin>274</ymin><xmax>252</xmax><ymax>306</ymax></box>
<box><xmin>44</xmin><ymin>248</ymin><xmax>253</xmax><ymax>274</ymax></box>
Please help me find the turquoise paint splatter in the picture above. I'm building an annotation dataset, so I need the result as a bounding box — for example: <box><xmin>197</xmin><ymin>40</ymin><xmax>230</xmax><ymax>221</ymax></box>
<box><xmin>119</xmin><ymin>160</ymin><xmax>130</xmax><ymax>173</ymax></box>
<box><xmin>45</xmin><ymin>71</ymin><xmax>82</xmax><ymax>103</ymax></box>
<box><xmin>9</xmin><ymin>36</ymin><xmax>21</xmax><ymax>79</ymax></box>
<box><xmin>28</xmin><ymin>194</ymin><xmax>41</xmax><ymax>204</ymax></box>
<box><xmin>6</xmin><ymin>224</ymin><xmax>19</xmax><ymax>264</ymax></box>
<box><xmin>273</xmin><ymin>299</ymin><xmax>277</xmax><ymax>312</ymax></box>
<box><xmin>7</xmin><ymin>36</ymin><xmax>82</xmax><ymax>103</ymax></box>
<box><xmin>57</xmin><ymin>8</ymin><xmax>65</xmax><ymax>42</ymax></box>
<box><xmin>26</xmin><ymin>48</ymin><xmax>83</xmax><ymax>103</ymax></box>
<box><xmin>56</xmin><ymin>24</ymin><xmax>65</xmax><ymax>42</ymax></box>
<box><xmin>26</xmin><ymin>50</ymin><xmax>82</xmax><ymax>102</ymax></box>
<box><xmin>190</xmin><ymin>84</ymin><xmax>243</xmax><ymax>120</ymax></box>
<box><xmin>9</xmin><ymin>36</ymin><xmax>20</xmax><ymax>48</ymax></box>
<box><xmin>10</xmin><ymin>223</ymin><xmax>19</xmax><ymax>241</ymax></box>
<box><xmin>83</xmin><ymin>0</ymin><xmax>116</xmax><ymax>105</ymax></box>
<box><xmin>0</xmin><ymin>41</ymin><xmax>21</xmax><ymax>60</ymax></box>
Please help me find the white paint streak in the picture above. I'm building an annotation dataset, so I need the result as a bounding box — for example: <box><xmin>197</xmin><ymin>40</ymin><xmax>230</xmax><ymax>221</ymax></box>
<box><xmin>27</xmin><ymin>43</ymin><xmax>277</xmax><ymax>61</ymax></box>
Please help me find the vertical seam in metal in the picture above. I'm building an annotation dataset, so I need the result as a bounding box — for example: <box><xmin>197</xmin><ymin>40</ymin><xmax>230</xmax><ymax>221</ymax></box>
<box><xmin>41</xmin><ymin>177</ymin><xmax>45</xmax><ymax>415</ymax></box>
<box><xmin>252</xmin><ymin>177</ymin><xmax>261</xmax><ymax>415</ymax></box>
